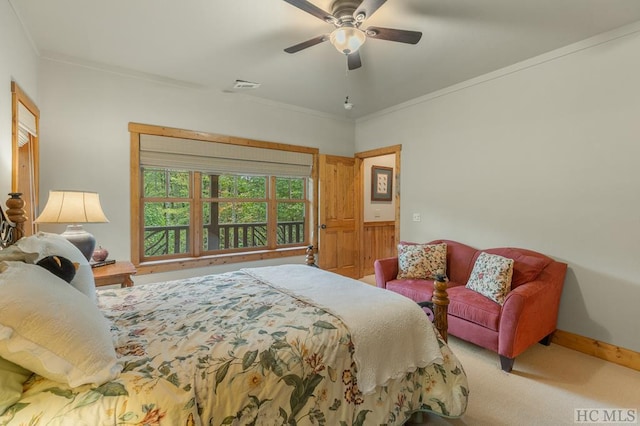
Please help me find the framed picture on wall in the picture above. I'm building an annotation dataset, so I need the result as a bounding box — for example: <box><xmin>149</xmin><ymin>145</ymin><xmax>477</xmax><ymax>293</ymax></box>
<box><xmin>371</xmin><ymin>165</ymin><xmax>393</xmax><ymax>202</ymax></box>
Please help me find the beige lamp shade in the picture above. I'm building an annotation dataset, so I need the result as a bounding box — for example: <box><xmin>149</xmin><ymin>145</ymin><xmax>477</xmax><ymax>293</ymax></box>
<box><xmin>35</xmin><ymin>191</ymin><xmax>109</xmax><ymax>224</ymax></box>
<box><xmin>35</xmin><ymin>191</ymin><xmax>109</xmax><ymax>261</ymax></box>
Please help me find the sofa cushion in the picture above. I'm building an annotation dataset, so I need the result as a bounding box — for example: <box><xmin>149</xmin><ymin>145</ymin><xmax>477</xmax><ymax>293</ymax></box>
<box><xmin>397</xmin><ymin>242</ymin><xmax>447</xmax><ymax>279</ymax></box>
<box><xmin>386</xmin><ymin>279</ymin><xmax>436</xmax><ymax>302</ymax></box>
<box><xmin>484</xmin><ymin>248</ymin><xmax>552</xmax><ymax>288</ymax></box>
<box><xmin>448</xmin><ymin>286</ymin><xmax>502</xmax><ymax>331</ymax></box>
<box><xmin>465</xmin><ymin>252</ymin><xmax>514</xmax><ymax>305</ymax></box>
<box><xmin>428</xmin><ymin>239</ymin><xmax>479</xmax><ymax>284</ymax></box>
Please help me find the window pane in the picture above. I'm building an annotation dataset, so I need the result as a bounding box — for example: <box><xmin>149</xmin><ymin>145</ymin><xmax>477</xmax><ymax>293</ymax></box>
<box><xmin>219</xmin><ymin>201</ymin><xmax>267</xmax><ymax>223</ymax></box>
<box><xmin>277</xmin><ymin>201</ymin><xmax>305</xmax><ymax>245</ymax></box>
<box><xmin>202</xmin><ymin>201</ymin><xmax>267</xmax><ymax>250</ymax></box>
<box><xmin>143</xmin><ymin>202</ymin><xmax>190</xmax><ymax>256</ymax></box>
<box><xmin>201</xmin><ymin>173</ymin><xmax>218</xmax><ymax>198</ymax></box>
<box><xmin>276</xmin><ymin>177</ymin><xmax>304</xmax><ymax>199</ymax></box>
<box><xmin>216</xmin><ymin>175</ymin><xmax>266</xmax><ymax>198</ymax></box>
<box><xmin>143</xmin><ymin>168</ymin><xmax>189</xmax><ymax>198</ymax></box>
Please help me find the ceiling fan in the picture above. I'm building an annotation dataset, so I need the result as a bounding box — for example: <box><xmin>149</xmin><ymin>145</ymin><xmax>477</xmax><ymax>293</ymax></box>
<box><xmin>283</xmin><ymin>0</ymin><xmax>422</xmax><ymax>70</ymax></box>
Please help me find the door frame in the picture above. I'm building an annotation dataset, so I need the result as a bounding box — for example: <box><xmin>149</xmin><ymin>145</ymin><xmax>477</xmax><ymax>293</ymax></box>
<box><xmin>355</xmin><ymin>144</ymin><xmax>401</xmax><ymax>278</ymax></box>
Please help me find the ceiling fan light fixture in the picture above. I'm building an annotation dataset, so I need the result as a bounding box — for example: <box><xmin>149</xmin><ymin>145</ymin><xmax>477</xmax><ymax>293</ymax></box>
<box><xmin>330</xmin><ymin>26</ymin><xmax>366</xmax><ymax>55</ymax></box>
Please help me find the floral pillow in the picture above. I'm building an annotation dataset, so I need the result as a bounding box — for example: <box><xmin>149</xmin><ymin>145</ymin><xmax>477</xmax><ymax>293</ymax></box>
<box><xmin>397</xmin><ymin>242</ymin><xmax>447</xmax><ymax>279</ymax></box>
<box><xmin>466</xmin><ymin>252</ymin><xmax>514</xmax><ymax>305</ymax></box>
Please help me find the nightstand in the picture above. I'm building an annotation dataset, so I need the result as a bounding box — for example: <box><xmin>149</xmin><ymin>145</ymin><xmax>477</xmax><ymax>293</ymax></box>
<box><xmin>92</xmin><ymin>261</ymin><xmax>137</xmax><ymax>288</ymax></box>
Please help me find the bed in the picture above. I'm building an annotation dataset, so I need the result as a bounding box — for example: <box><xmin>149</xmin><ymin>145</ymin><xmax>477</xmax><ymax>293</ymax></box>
<box><xmin>0</xmin><ymin>194</ymin><xmax>468</xmax><ymax>425</ymax></box>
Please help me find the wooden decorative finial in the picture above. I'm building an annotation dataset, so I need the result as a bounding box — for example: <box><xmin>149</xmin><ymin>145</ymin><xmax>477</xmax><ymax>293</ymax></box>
<box><xmin>2</xmin><ymin>193</ymin><xmax>27</xmax><ymax>245</ymax></box>
<box><xmin>305</xmin><ymin>245</ymin><xmax>318</xmax><ymax>267</ymax></box>
<box><xmin>432</xmin><ymin>269</ymin><xmax>450</xmax><ymax>342</ymax></box>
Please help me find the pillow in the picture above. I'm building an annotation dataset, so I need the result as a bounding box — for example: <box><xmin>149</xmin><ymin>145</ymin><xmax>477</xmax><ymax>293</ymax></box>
<box><xmin>465</xmin><ymin>252</ymin><xmax>514</xmax><ymax>305</ymax></box>
<box><xmin>0</xmin><ymin>245</ymin><xmax>38</xmax><ymax>263</ymax></box>
<box><xmin>397</xmin><ymin>242</ymin><xmax>447</xmax><ymax>279</ymax></box>
<box><xmin>484</xmin><ymin>248</ymin><xmax>552</xmax><ymax>288</ymax></box>
<box><xmin>0</xmin><ymin>356</ymin><xmax>32</xmax><ymax>416</ymax></box>
<box><xmin>0</xmin><ymin>261</ymin><xmax>122</xmax><ymax>388</ymax></box>
<box><xmin>15</xmin><ymin>232</ymin><xmax>97</xmax><ymax>302</ymax></box>
<box><xmin>36</xmin><ymin>255</ymin><xmax>78</xmax><ymax>283</ymax></box>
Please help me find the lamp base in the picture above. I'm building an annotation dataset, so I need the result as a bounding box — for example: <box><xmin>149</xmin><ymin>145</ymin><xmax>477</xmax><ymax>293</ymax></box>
<box><xmin>60</xmin><ymin>224</ymin><xmax>96</xmax><ymax>261</ymax></box>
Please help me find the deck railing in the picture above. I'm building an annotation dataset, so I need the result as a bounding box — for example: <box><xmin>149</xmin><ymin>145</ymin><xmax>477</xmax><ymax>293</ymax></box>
<box><xmin>144</xmin><ymin>221</ymin><xmax>305</xmax><ymax>256</ymax></box>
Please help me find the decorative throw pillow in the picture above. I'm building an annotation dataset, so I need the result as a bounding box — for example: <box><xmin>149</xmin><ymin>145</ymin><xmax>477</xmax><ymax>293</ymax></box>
<box><xmin>397</xmin><ymin>242</ymin><xmax>447</xmax><ymax>279</ymax></box>
<box><xmin>15</xmin><ymin>232</ymin><xmax>97</xmax><ymax>302</ymax></box>
<box><xmin>0</xmin><ymin>261</ymin><xmax>122</xmax><ymax>388</ymax></box>
<box><xmin>466</xmin><ymin>252</ymin><xmax>514</xmax><ymax>305</ymax></box>
<box><xmin>36</xmin><ymin>255</ymin><xmax>78</xmax><ymax>283</ymax></box>
<box><xmin>0</xmin><ymin>356</ymin><xmax>32</xmax><ymax>416</ymax></box>
<box><xmin>484</xmin><ymin>248</ymin><xmax>552</xmax><ymax>288</ymax></box>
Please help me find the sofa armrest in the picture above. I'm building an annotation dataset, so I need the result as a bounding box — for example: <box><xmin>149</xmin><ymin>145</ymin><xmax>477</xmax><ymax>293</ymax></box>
<box><xmin>498</xmin><ymin>261</ymin><xmax>568</xmax><ymax>358</ymax></box>
<box><xmin>373</xmin><ymin>257</ymin><xmax>398</xmax><ymax>289</ymax></box>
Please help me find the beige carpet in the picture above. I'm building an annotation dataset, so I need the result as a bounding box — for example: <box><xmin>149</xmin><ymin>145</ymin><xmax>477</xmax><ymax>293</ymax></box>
<box><xmin>360</xmin><ymin>275</ymin><xmax>640</xmax><ymax>425</ymax></box>
<box><xmin>422</xmin><ymin>336</ymin><xmax>640</xmax><ymax>425</ymax></box>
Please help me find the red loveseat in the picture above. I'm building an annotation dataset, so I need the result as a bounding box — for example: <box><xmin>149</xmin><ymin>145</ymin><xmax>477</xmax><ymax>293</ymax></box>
<box><xmin>374</xmin><ymin>239</ymin><xmax>568</xmax><ymax>372</ymax></box>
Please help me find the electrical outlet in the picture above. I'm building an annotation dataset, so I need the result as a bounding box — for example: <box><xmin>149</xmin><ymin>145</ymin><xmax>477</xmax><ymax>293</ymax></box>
<box><xmin>412</xmin><ymin>213</ymin><xmax>421</xmax><ymax>222</ymax></box>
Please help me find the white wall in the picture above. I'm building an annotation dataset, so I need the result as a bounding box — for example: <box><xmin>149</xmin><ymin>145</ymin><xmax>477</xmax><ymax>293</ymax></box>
<box><xmin>8</xmin><ymin>0</ymin><xmax>640</xmax><ymax>351</ymax></box>
<box><xmin>0</xmin><ymin>0</ymin><xmax>38</xmax><ymax>191</ymax></box>
<box><xmin>37</xmin><ymin>58</ymin><xmax>355</xmax><ymax>284</ymax></box>
<box><xmin>355</xmin><ymin>23</ymin><xmax>640</xmax><ymax>352</ymax></box>
<box><xmin>363</xmin><ymin>154</ymin><xmax>396</xmax><ymax>222</ymax></box>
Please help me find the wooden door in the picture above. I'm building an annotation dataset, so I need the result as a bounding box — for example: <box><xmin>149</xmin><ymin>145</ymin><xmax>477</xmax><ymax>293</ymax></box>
<box><xmin>318</xmin><ymin>154</ymin><xmax>359</xmax><ymax>278</ymax></box>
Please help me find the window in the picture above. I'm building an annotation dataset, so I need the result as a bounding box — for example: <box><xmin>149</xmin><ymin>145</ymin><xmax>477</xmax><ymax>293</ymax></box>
<box><xmin>202</xmin><ymin>174</ymin><xmax>268</xmax><ymax>251</ymax></box>
<box><xmin>11</xmin><ymin>82</ymin><xmax>40</xmax><ymax>237</ymax></box>
<box><xmin>130</xmin><ymin>123</ymin><xmax>318</xmax><ymax>273</ymax></box>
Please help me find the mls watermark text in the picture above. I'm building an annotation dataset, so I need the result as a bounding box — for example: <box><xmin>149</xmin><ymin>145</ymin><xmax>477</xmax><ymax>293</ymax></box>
<box><xmin>575</xmin><ymin>408</ymin><xmax>638</xmax><ymax>424</ymax></box>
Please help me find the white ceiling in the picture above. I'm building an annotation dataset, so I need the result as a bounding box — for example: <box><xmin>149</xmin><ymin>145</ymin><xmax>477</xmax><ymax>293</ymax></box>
<box><xmin>10</xmin><ymin>0</ymin><xmax>640</xmax><ymax>119</ymax></box>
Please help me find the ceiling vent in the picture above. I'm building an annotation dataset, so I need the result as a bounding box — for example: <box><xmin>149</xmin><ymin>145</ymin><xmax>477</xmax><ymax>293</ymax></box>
<box><xmin>233</xmin><ymin>79</ymin><xmax>261</xmax><ymax>90</ymax></box>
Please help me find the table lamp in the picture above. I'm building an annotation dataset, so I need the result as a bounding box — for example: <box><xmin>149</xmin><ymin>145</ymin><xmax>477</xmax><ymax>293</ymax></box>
<box><xmin>35</xmin><ymin>190</ymin><xmax>109</xmax><ymax>261</ymax></box>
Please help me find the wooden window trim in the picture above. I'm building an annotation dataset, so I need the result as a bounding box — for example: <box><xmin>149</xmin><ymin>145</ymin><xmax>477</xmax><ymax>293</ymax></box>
<box><xmin>11</xmin><ymin>82</ymin><xmax>40</xmax><ymax>236</ymax></box>
<box><xmin>130</xmin><ymin>123</ymin><xmax>319</xmax><ymax>275</ymax></box>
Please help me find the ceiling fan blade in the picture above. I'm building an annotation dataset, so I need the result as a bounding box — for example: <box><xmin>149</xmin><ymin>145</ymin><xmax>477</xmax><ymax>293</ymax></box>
<box><xmin>283</xmin><ymin>0</ymin><xmax>335</xmax><ymax>23</ymax></box>
<box><xmin>284</xmin><ymin>35</ymin><xmax>329</xmax><ymax>53</ymax></box>
<box><xmin>354</xmin><ymin>0</ymin><xmax>387</xmax><ymax>20</ymax></box>
<box><xmin>347</xmin><ymin>51</ymin><xmax>362</xmax><ymax>70</ymax></box>
<box><xmin>365</xmin><ymin>26</ymin><xmax>422</xmax><ymax>44</ymax></box>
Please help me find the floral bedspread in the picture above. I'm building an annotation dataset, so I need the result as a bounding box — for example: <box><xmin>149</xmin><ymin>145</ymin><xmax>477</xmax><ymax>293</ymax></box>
<box><xmin>1</xmin><ymin>269</ymin><xmax>468</xmax><ymax>425</ymax></box>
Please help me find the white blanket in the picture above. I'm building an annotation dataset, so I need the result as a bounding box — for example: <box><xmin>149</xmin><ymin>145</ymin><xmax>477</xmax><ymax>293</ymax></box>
<box><xmin>242</xmin><ymin>264</ymin><xmax>443</xmax><ymax>395</ymax></box>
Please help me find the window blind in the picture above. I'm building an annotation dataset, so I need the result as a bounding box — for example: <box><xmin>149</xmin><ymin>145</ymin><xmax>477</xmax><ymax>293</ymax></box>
<box><xmin>140</xmin><ymin>134</ymin><xmax>313</xmax><ymax>177</ymax></box>
<box><xmin>18</xmin><ymin>102</ymin><xmax>37</xmax><ymax>147</ymax></box>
